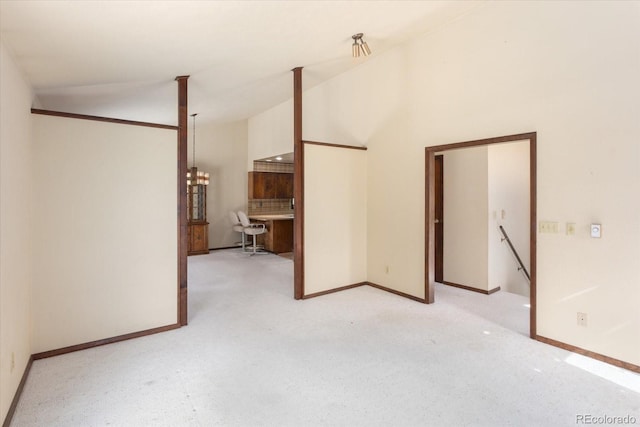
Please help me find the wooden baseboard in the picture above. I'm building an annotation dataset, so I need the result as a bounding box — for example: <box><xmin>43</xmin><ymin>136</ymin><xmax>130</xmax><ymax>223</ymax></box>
<box><xmin>366</xmin><ymin>282</ymin><xmax>427</xmax><ymax>303</ymax></box>
<box><xmin>536</xmin><ymin>335</ymin><xmax>640</xmax><ymax>374</ymax></box>
<box><xmin>3</xmin><ymin>324</ymin><xmax>181</xmax><ymax>426</ymax></box>
<box><xmin>302</xmin><ymin>282</ymin><xmax>367</xmax><ymax>299</ymax></box>
<box><xmin>209</xmin><ymin>245</ymin><xmax>242</xmax><ymax>251</ymax></box>
<box><xmin>2</xmin><ymin>355</ymin><xmax>34</xmax><ymax>427</ymax></box>
<box><xmin>32</xmin><ymin>323</ymin><xmax>181</xmax><ymax>360</ymax></box>
<box><xmin>442</xmin><ymin>281</ymin><xmax>501</xmax><ymax>295</ymax></box>
<box><xmin>302</xmin><ymin>280</ymin><xmax>427</xmax><ymax>304</ymax></box>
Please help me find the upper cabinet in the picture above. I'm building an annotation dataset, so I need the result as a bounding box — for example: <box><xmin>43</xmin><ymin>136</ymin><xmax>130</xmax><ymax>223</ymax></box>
<box><xmin>249</xmin><ymin>172</ymin><xmax>293</xmax><ymax>199</ymax></box>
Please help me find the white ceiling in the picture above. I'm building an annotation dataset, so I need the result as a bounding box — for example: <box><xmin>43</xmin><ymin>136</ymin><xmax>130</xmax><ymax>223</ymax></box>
<box><xmin>0</xmin><ymin>1</ymin><xmax>481</xmax><ymax>126</ymax></box>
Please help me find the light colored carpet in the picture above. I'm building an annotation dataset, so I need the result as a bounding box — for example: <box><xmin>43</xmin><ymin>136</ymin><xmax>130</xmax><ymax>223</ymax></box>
<box><xmin>10</xmin><ymin>249</ymin><xmax>640</xmax><ymax>426</ymax></box>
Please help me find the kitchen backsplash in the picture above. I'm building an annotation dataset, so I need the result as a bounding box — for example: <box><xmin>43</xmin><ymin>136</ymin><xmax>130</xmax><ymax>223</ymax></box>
<box><xmin>248</xmin><ymin>198</ymin><xmax>294</xmax><ymax>215</ymax></box>
<box><xmin>253</xmin><ymin>161</ymin><xmax>294</xmax><ymax>173</ymax></box>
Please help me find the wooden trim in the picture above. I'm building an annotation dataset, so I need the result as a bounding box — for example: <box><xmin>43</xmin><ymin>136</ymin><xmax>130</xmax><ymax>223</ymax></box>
<box><xmin>536</xmin><ymin>335</ymin><xmax>640</xmax><ymax>374</ymax></box>
<box><xmin>32</xmin><ymin>323</ymin><xmax>180</xmax><ymax>360</ymax></box>
<box><xmin>425</xmin><ymin>150</ymin><xmax>435</xmax><ymax>303</ymax></box>
<box><xmin>529</xmin><ymin>134</ymin><xmax>537</xmax><ymax>338</ymax></box>
<box><xmin>30</xmin><ymin>108</ymin><xmax>178</xmax><ymax>130</ymax></box>
<box><xmin>431</xmin><ymin>132</ymin><xmax>536</xmax><ymax>153</ymax></box>
<box><xmin>176</xmin><ymin>76</ymin><xmax>189</xmax><ymax>326</ymax></box>
<box><xmin>303</xmin><ymin>140</ymin><xmax>368</xmax><ymax>151</ymax></box>
<box><xmin>209</xmin><ymin>245</ymin><xmax>243</xmax><ymax>251</ymax></box>
<box><xmin>367</xmin><ymin>282</ymin><xmax>427</xmax><ymax>304</ymax></box>
<box><xmin>425</xmin><ymin>132</ymin><xmax>537</xmax><ymax>338</ymax></box>
<box><xmin>293</xmin><ymin>67</ymin><xmax>304</xmax><ymax>300</ymax></box>
<box><xmin>2</xmin><ymin>355</ymin><xmax>34</xmax><ymax>427</ymax></box>
<box><xmin>442</xmin><ymin>281</ymin><xmax>501</xmax><ymax>295</ymax></box>
<box><xmin>300</xmin><ymin>280</ymin><xmax>427</xmax><ymax>303</ymax></box>
<box><xmin>487</xmin><ymin>286</ymin><xmax>501</xmax><ymax>295</ymax></box>
<box><xmin>302</xmin><ymin>282</ymin><xmax>367</xmax><ymax>299</ymax></box>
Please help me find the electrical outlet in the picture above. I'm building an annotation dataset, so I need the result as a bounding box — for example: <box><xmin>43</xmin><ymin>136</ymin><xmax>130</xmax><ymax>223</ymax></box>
<box><xmin>577</xmin><ymin>312</ymin><xmax>588</xmax><ymax>327</ymax></box>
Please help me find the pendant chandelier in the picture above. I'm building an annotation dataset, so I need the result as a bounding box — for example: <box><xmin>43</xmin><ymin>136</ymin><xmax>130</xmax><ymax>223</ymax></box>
<box><xmin>186</xmin><ymin>113</ymin><xmax>209</xmax><ymax>186</ymax></box>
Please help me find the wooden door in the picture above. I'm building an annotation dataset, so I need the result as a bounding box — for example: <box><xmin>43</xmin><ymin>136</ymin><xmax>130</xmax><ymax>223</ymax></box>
<box><xmin>435</xmin><ymin>155</ymin><xmax>444</xmax><ymax>283</ymax></box>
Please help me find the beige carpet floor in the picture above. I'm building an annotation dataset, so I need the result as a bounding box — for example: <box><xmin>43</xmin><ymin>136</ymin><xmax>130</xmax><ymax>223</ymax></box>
<box><xmin>10</xmin><ymin>249</ymin><xmax>640</xmax><ymax>426</ymax></box>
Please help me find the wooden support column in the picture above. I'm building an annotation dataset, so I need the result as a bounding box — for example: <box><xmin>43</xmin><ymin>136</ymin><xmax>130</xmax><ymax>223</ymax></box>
<box><xmin>293</xmin><ymin>67</ymin><xmax>304</xmax><ymax>299</ymax></box>
<box><xmin>176</xmin><ymin>75</ymin><xmax>189</xmax><ymax>325</ymax></box>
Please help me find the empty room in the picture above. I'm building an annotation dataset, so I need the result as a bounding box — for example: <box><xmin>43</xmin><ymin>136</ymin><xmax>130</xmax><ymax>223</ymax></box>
<box><xmin>1</xmin><ymin>1</ymin><xmax>639</xmax><ymax>426</ymax></box>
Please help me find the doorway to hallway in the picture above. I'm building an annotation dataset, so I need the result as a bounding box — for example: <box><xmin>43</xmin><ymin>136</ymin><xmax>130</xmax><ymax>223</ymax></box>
<box><xmin>425</xmin><ymin>132</ymin><xmax>537</xmax><ymax>338</ymax></box>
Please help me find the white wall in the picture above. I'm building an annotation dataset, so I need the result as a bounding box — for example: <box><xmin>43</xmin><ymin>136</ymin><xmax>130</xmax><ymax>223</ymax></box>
<box><xmin>0</xmin><ymin>41</ymin><xmax>34</xmax><ymax>423</ymax></box>
<box><xmin>488</xmin><ymin>141</ymin><xmax>530</xmax><ymax>296</ymax></box>
<box><xmin>247</xmin><ymin>99</ymin><xmax>293</xmax><ymax>169</ymax></box>
<box><xmin>442</xmin><ymin>147</ymin><xmax>489</xmax><ymax>291</ymax></box>
<box><xmin>247</xmin><ymin>2</ymin><xmax>640</xmax><ymax>366</ymax></box>
<box><xmin>439</xmin><ymin>141</ymin><xmax>530</xmax><ymax>295</ymax></box>
<box><xmin>304</xmin><ymin>144</ymin><xmax>367</xmax><ymax>295</ymax></box>
<box><xmin>188</xmin><ymin>120</ymin><xmax>248</xmax><ymax>248</ymax></box>
<box><xmin>32</xmin><ymin>115</ymin><xmax>178</xmax><ymax>353</ymax></box>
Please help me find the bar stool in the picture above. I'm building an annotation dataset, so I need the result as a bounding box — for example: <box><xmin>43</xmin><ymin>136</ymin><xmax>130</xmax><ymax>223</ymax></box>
<box><xmin>229</xmin><ymin>211</ymin><xmax>247</xmax><ymax>251</ymax></box>
<box><xmin>237</xmin><ymin>211</ymin><xmax>267</xmax><ymax>255</ymax></box>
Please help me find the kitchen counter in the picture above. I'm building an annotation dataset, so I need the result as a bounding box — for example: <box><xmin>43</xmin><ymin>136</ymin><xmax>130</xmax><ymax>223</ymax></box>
<box><xmin>249</xmin><ymin>214</ymin><xmax>294</xmax><ymax>221</ymax></box>
<box><xmin>248</xmin><ymin>215</ymin><xmax>293</xmax><ymax>254</ymax></box>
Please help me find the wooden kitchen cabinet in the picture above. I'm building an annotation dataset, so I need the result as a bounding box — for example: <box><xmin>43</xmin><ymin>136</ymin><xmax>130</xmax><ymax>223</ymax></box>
<box><xmin>248</xmin><ymin>172</ymin><xmax>293</xmax><ymax>199</ymax></box>
<box><xmin>255</xmin><ymin>219</ymin><xmax>293</xmax><ymax>254</ymax></box>
<box><xmin>275</xmin><ymin>173</ymin><xmax>293</xmax><ymax>198</ymax></box>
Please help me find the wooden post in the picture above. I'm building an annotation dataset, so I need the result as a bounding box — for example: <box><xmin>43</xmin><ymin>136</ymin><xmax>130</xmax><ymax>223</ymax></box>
<box><xmin>293</xmin><ymin>67</ymin><xmax>304</xmax><ymax>300</ymax></box>
<box><xmin>176</xmin><ymin>75</ymin><xmax>189</xmax><ymax>325</ymax></box>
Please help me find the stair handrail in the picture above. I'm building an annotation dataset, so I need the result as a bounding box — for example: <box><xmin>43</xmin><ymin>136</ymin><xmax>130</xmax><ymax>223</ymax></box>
<box><xmin>498</xmin><ymin>225</ymin><xmax>530</xmax><ymax>282</ymax></box>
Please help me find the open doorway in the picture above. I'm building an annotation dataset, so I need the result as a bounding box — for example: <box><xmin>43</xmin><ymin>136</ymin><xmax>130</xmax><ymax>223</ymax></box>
<box><xmin>425</xmin><ymin>132</ymin><xmax>537</xmax><ymax>338</ymax></box>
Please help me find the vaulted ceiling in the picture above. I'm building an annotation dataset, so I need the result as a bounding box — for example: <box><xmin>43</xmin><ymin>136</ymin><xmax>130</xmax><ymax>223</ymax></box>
<box><xmin>0</xmin><ymin>1</ymin><xmax>482</xmax><ymax>125</ymax></box>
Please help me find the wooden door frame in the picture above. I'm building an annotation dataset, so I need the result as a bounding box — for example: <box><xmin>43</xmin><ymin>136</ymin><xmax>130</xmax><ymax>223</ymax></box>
<box><xmin>425</xmin><ymin>132</ymin><xmax>537</xmax><ymax>338</ymax></box>
<box><xmin>293</xmin><ymin>67</ymin><xmax>304</xmax><ymax>299</ymax></box>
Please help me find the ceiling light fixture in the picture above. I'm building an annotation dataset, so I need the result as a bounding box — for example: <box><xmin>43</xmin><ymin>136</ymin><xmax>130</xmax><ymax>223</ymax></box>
<box><xmin>351</xmin><ymin>33</ymin><xmax>371</xmax><ymax>58</ymax></box>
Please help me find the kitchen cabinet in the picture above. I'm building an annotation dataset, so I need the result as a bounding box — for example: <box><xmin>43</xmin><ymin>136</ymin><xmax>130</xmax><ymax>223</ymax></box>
<box><xmin>187</xmin><ymin>166</ymin><xmax>209</xmax><ymax>256</ymax></box>
<box><xmin>248</xmin><ymin>172</ymin><xmax>293</xmax><ymax>199</ymax></box>
<box><xmin>251</xmin><ymin>216</ymin><xmax>294</xmax><ymax>254</ymax></box>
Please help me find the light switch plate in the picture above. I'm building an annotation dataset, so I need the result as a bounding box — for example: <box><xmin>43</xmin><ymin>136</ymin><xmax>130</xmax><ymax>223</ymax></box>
<box><xmin>590</xmin><ymin>224</ymin><xmax>601</xmax><ymax>238</ymax></box>
<box><xmin>539</xmin><ymin>221</ymin><xmax>559</xmax><ymax>234</ymax></box>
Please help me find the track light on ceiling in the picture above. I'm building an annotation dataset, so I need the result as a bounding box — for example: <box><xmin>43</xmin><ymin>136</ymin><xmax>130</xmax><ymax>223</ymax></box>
<box><xmin>352</xmin><ymin>33</ymin><xmax>371</xmax><ymax>58</ymax></box>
